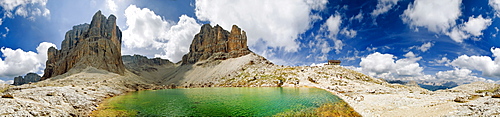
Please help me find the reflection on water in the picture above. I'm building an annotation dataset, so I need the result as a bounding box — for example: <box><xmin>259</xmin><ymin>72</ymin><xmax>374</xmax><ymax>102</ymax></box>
<box><xmin>93</xmin><ymin>87</ymin><xmax>344</xmax><ymax>116</ymax></box>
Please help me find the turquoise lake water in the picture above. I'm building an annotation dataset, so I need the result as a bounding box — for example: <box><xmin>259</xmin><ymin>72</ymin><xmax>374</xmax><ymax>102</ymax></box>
<box><xmin>100</xmin><ymin>87</ymin><xmax>342</xmax><ymax>116</ymax></box>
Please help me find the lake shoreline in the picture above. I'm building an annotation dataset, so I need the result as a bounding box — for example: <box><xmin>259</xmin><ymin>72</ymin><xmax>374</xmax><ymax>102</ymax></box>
<box><xmin>91</xmin><ymin>87</ymin><xmax>359</xmax><ymax>116</ymax></box>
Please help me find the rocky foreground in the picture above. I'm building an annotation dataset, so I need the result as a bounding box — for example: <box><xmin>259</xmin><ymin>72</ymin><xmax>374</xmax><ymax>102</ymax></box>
<box><xmin>0</xmin><ymin>67</ymin><xmax>161</xmax><ymax>116</ymax></box>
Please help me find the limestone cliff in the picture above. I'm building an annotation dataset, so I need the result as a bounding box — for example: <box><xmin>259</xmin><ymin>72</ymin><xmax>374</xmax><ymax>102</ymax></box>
<box><xmin>181</xmin><ymin>24</ymin><xmax>251</xmax><ymax>64</ymax></box>
<box><xmin>41</xmin><ymin>11</ymin><xmax>125</xmax><ymax>80</ymax></box>
<box><xmin>122</xmin><ymin>55</ymin><xmax>174</xmax><ymax>74</ymax></box>
<box><xmin>13</xmin><ymin>73</ymin><xmax>41</xmax><ymax>86</ymax></box>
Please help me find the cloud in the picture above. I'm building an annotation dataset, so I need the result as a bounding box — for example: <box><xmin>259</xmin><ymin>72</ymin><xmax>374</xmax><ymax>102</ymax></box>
<box><xmin>351</xmin><ymin>11</ymin><xmax>364</xmax><ymax>22</ymax></box>
<box><xmin>323</xmin><ymin>14</ymin><xmax>345</xmax><ymax>53</ymax></box>
<box><xmin>431</xmin><ymin>57</ymin><xmax>450</xmax><ymax>66</ymax></box>
<box><xmin>14</xmin><ymin>5</ymin><xmax>28</xmax><ymax>17</ymax></box>
<box><xmin>0</xmin><ymin>0</ymin><xmax>50</xmax><ymax>20</ymax></box>
<box><xmin>0</xmin><ymin>42</ymin><xmax>56</xmax><ymax>78</ymax></box>
<box><xmin>450</xmin><ymin>47</ymin><xmax>500</xmax><ymax>78</ymax></box>
<box><xmin>447</xmin><ymin>15</ymin><xmax>493</xmax><ymax>42</ymax></box>
<box><xmin>308</xmin><ymin>36</ymin><xmax>331</xmax><ymax>61</ymax></box>
<box><xmin>402</xmin><ymin>0</ymin><xmax>494</xmax><ymax>43</ymax></box>
<box><xmin>490</xmin><ymin>0</ymin><xmax>500</xmax><ymax>17</ymax></box>
<box><xmin>447</xmin><ymin>27</ymin><xmax>469</xmax><ymax>42</ymax></box>
<box><xmin>325</xmin><ymin>14</ymin><xmax>342</xmax><ymax>37</ymax></box>
<box><xmin>341</xmin><ymin>28</ymin><xmax>357</xmax><ymax>38</ymax></box>
<box><xmin>461</xmin><ymin>15</ymin><xmax>492</xmax><ymax>37</ymax></box>
<box><xmin>122</xmin><ymin>5</ymin><xmax>200</xmax><ymax>62</ymax></box>
<box><xmin>0</xmin><ymin>79</ymin><xmax>13</xmax><ymax>84</ymax></box>
<box><xmin>435</xmin><ymin>68</ymin><xmax>494</xmax><ymax>84</ymax></box>
<box><xmin>154</xmin><ymin>15</ymin><xmax>201</xmax><ymax>62</ymax></box>
<box><xmin>409</xmin><ymin>42</ymin><xmax>433</xmax><ymax>52</ymax></box>
<box><xmin>418</xmin><ymin>42</ymin><xmax>433</xmax><ymax>52</ymax></box>
<box><xmin>1</xmin><ymin>27</ymin><xmax>9</xmax><ymax>37</ymax></box>
<box><xmin>401</xmin><ymin>0</ymin><xmax>461</xmax><ymax>33</ymax></box>
<box><xmin>357</xmin><ymin>51</ymin><xmax>424</xmax><ymax>80</ymax></box>
<box><xmin>195</xmin><ymin>0</ymin><xmax>328</xmax><ymax>52</ymax></box>
<box><xmin>104</xmin><ymin>0</ymin><xmax>118</xmax><ymax>14</ymax></box>
<box><xmin>122</xmin><ymin>5</ymin><xmax>172</xmax><ymax>49</ymax></box>
<box><xmin>371</xmin><ymin>0</ymin><xmax>400</xmax><ymax>17</ymax></box>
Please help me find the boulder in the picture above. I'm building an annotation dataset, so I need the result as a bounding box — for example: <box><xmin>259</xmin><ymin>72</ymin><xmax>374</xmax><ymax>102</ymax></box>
<box><xmin>181</xmin><ymin>24</ymin><xmax>251</xmax><ymax>64</ymax></box>
<box><xmin>41</xmin><ymin>10</ymin><xmax>125</xmax><ymax>80</ymax></box>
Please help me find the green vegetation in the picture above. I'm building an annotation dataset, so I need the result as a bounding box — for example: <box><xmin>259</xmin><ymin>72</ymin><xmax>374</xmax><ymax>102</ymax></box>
<box><xmin>0</xmin><ymin>86</ymin><xmax>9</xmax><ymax>93</ymax></box>
<box><xmin>90</xmin><ymin>107</ymin><xmax>138</xmax><ymax>117</ymax></box>
<box><xmin>475</xmin><ymin>86</ymin><xmax>500</xmax><ymax>93</ymax></box>
<box><xmin>274</xmin><ymin>101</ymin><xmax>361</xmax><ymax>117</ymax></box>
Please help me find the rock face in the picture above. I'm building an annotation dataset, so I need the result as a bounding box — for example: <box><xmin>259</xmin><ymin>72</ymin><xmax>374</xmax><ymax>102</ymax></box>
<box><xmin>41</xmin><ymin>11</ymin><xmax>125</xmax><ymax>80</ymax></box>
<box><xmin>181</xmin><ymin>24</ymin><xmax>251</xmax><ymax>64</ymax></box>
<box><xmin>122</xmin><ymin>55</ymin><xmax>174</xmax><ymax>73</ymax></box>
<box><xmin>122</xmin><ymin>55</ymin><xmax>173</xmax><ymax>67</ymax></box>
<box><xmin>13</xmin><ymin>73</ymin><xmax>41</xmax><ymax>86</ymax></box>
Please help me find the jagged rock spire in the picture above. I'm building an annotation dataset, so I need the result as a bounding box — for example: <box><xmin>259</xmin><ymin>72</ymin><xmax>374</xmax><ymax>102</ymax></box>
<box><xmin>42</xmin><ymin>11</ymin><xmax>125</xmax><ymax>80</ymax></box>
<box><xmin>181</xmin><ymin>24</ymin><xmax>251</xmax><ymax>64</ymax></box>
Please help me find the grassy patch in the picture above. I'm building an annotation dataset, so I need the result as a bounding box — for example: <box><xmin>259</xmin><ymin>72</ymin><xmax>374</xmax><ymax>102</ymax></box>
<box><xmin>274</xmin><ymin>101</ymin><xmax>361</xmax><ymax>117</ymax></box>
<box><xmin>90</xmin><ymin>101</ymin><xmax>139</xmax><ymax>117</ymax></box>
<box><xmin>90</xmin><ymin>108</ymin><xmax>138</xmax><ymax>117</ymax></box>
<box><xmin>0</xmin><ymin>86</ymin><xmax>9</xmax><ymax>93</ymax></box>
<box><xmin>475</xmin><ymin>87</ymin><xmax>500</xmax><ymax>93</ymax></box>
<box><xmin>316</xmin><ymin>101</ymin><xmax>361</xmax><ymax>117</ymax></box>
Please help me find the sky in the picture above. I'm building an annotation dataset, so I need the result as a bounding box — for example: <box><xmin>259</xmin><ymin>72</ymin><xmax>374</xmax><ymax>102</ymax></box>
<box><xmin>0</xmin><ymin>0</ymin><xmax>500</xmax><ymax>85</ymax></box>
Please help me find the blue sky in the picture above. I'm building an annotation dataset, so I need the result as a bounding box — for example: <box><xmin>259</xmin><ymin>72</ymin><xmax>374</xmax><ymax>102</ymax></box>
<box><xmin>0</xmin><ymin>0</ymin><xmax>500</xmax><ymax>85</ymax></box>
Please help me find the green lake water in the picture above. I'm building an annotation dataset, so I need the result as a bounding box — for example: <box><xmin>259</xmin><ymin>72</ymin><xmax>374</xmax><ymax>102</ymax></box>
<box><xmin>98</xmin><ymin>87</ymin><xmax>342</xmax><ymax>116</ymax></box>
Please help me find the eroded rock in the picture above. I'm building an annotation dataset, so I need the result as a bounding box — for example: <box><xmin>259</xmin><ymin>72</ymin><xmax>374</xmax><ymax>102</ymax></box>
<box><xmin>13</xmin><ymin>73</ymin><xmax>41</xmax><ymax>86</ymax></box>
<box><xmin>181</xmin><ymin>24</ymin><xmax>251</xmax><ymax>64</ymax></box>
<box><xmin>41</xmin><ymin>10</ymin><xmax>125</xmax><ymax>80</ymax></box>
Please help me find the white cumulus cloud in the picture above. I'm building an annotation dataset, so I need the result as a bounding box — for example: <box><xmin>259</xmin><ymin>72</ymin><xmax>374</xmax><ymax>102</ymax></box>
<box><xmin>490</xmin><ymin>0</ymin><xmax>500</xmax><ymax>17</ymax></box>
<box><xmin>0</xmin><ymin>42</ymin><xmax>56</xmax><ymax>78</ymax></box>
<box><xmin>461</xmin><ymin>15</ymin><xmax>492</xmax><ymax>37</ymax></box>
<box><xmin>325</xmin><ymin>14</ymin><xmax>342</xmax><ymax>37</ymax></box>
<box><xmin>435</xmin><ymin>68</ymin><xmax>494</xmax><ymax>84</ymax></box>
<box><xmin>401</xmin><ymin>0</ymin><xmax>461</xmax><ymax>33</ymax></box>
<box><xmin>194</xmin><ymin>0</ymin><xmax>328</xmax><ymax>52</ymax></box>
<box><xmin>450</xmin><ymin>47</ymin><xmax>500</xmax><ymax>78</ymax></box>
<box><xmin>122</xmin><ymin>5</ymin><xmax>200</xmax><ymax>62</ymax></box>
<box><xmin>0</xmin><ymin>0</ymin><xmax>50</xmax><ymax>20</ymax></box>
<box><xmin>357</xmin><ymin>51</ymin><xmax>424</xmax><ymax>80</ymax></box>
<box><xmin>402</xmin><ymin>0</ymin><xmax>493</xmax><ymax>43</ymax></box>
<box><xmin>447</xmin><ymin>15</ymin><xmax>492</xmax><ymax>42</ymax></box>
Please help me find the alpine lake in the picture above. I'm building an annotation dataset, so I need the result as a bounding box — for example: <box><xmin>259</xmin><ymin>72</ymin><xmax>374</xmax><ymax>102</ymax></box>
<box><xmin>91</xmin><ymin>87</ymin><xmax>360</xmax><ymax>116</ymax></box>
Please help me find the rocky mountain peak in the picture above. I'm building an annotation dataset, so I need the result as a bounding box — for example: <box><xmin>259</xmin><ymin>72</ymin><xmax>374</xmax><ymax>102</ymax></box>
<box><xmin>13</xmin><ymin>73</ymin><xmax>41</xmax><ymax>86</ymax></box>
<box><xmin>41</xmin><ymin>11</ymin><xmax>125</xmax><ymax>80</ymax></box>
<box><xmin>181</xmin><ymin>24</ymin><xmax>251</xmax><ymax>64</ymax></box>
